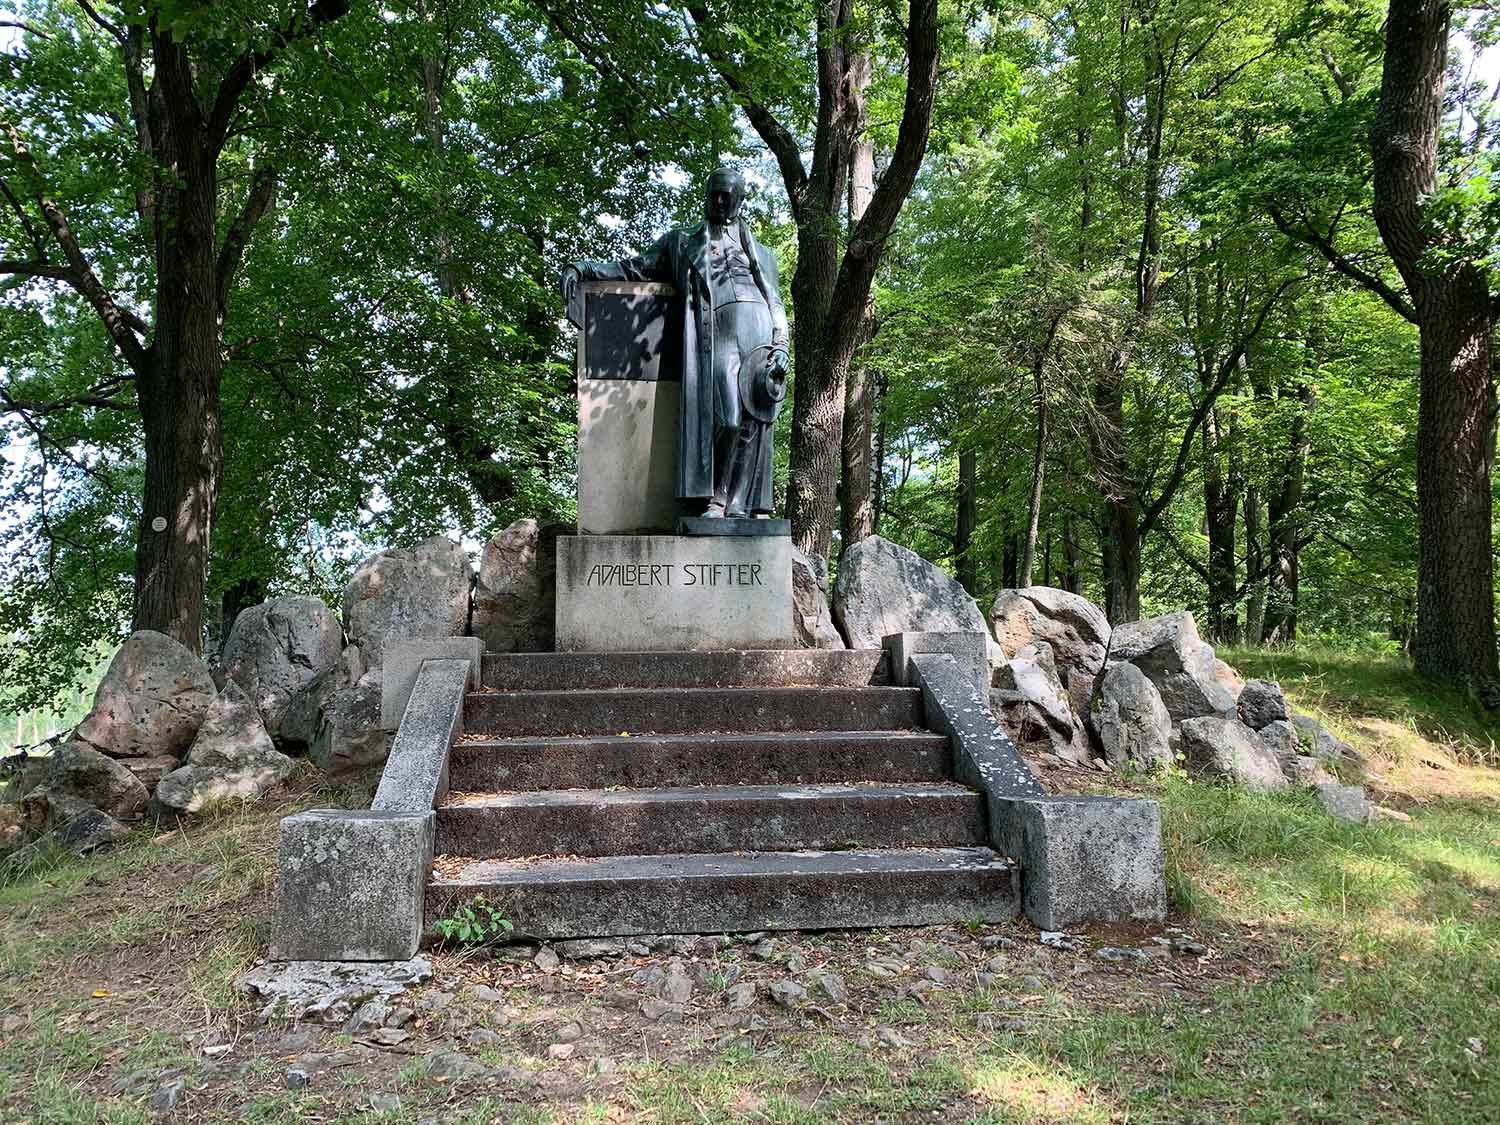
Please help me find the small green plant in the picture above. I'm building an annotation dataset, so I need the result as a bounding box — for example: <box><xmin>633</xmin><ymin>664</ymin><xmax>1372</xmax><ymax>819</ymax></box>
<box><xmin>434</xmin><ymin>894</ymin><xmax>515</xmax><ymax>945</ymax></box>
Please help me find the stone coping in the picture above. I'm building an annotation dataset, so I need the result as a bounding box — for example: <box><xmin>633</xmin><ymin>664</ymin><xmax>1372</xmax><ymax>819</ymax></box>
<box><xmin>272</xmin><ymin>656</ymin><xmax>468</xmax><ymax>961</ymax></box>
<box><xmin>373</xmin><ymin>658</ymin><xmax>470</xmax><ymax>814</ymax></box>
<box><xmin>901</xmin><ymin>646</ymin><xmax>1164</xmax><ymax>930</ymax></box>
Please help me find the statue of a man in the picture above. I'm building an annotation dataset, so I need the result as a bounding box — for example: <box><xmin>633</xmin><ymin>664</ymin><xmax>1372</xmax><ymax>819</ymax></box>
<box><xmin>562</xmin><ymin>167</ymin><xmax>790</xmax><ymax>519</ymax></box>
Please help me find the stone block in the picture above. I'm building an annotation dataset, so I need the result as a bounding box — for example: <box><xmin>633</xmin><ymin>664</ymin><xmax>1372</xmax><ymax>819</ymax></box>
<box><xmin>555</xmin><ymin>535</ymin><xmax>793</xmax><ymax>652</ymax></box>
<box><xmin>578</xmin><ymin>379</ymin><xmax>681</xmax><ymax>534</ymax></box>
<box><xmin>573</xmin><ymin>280</ymin><xmax>682</xmax><ymax>535</ymax></box>
<box><xmin>908</xmin><ymin>652</ymin><xmax>1045</xmax><ymax>800</ymax></box>
<box><xmin>993</xmin><ymin>795</ymin><xmax>1166</xmax><ymax>930</ymax></box>
<box><xmin>380</xmin><ymin>638</ymin><xmax>481</xmax><ymax>731</ymax></box>
<box><xmin>883</xmin><ymin>631</ymin><xmax>988</xmax><ymax>695</ymax></box>
<box><xmin>373</xmin><ymin>659</ymin><xmax>468</xmax><ymax>813</ymax></box>
<box><xmin>271</xmin><ymin>809</ymin><xmax>433</xmax><ymax>962</ymax></box>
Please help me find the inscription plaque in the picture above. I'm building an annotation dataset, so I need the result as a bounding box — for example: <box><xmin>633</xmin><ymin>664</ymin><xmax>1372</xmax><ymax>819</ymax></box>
<box><xmin>580</xmin><ymin>286</ymin><xmax>682</xmax><ymax>382</ymax></box>
<box><xmin>556</xmin><ymin>535</ymin><xmax>793</xmax><ymax>652</ymax></box>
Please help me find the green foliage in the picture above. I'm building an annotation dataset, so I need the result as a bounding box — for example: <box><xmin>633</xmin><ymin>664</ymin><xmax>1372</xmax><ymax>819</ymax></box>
<box><xmin>2</xmin><ymin>0</ymin><xmax>1493</xmax><ymax>704</ymax></box>
<box><xmin>433</xmin><ymin>894</ymin><xmax>515</xmax><ymax>945</ymax></box>
<box><xmin>1</xmin><ymin>0</ymin><xmax>739</xmax><ymax>705</ymax></box>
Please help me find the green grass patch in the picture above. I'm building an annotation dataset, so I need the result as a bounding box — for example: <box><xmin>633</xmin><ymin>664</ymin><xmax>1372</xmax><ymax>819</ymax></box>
<box><xmin>1221</xmin><ymin>642</ymin><xmax>1499</xmax><ymax>766</ymax></box>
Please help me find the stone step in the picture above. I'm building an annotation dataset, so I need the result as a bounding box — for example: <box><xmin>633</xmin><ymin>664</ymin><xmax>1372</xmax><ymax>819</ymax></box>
<box><xmin>426</xmin><ymin>847</ymin><xmax>1019</xmax><ymax>939</ymax></box>
<box><xmin>435</xmin><ymin>781</ymin><xmax>985</xmax><ymax>859</ymax></box>
<box><xmin>462</xmin><ymin>686</ymin><xmax>924</xmax><ymax>737</ymax></box>
<box><xmin>448</xmin><ymin>730</ymin><xmax>953</xmax><ymax>791</ymax></box>
<box><xmin>481</xmin><ymin>649</ymin><xmax>889</xmax><ymax>691</ymax></box>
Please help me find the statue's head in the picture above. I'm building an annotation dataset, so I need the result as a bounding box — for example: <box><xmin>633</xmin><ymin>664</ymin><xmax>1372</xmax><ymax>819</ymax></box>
<box><xmin>704</xmin><ymin>166</ymin><xmax>746</xmax><ymax>226</ymax></box>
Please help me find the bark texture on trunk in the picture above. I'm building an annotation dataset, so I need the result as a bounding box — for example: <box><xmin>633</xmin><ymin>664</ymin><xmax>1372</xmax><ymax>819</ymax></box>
<box><xmin>1243</xmin><ymin>482</ymin><xmax>1265</xmax><ymax>643</ymax></box>
<box><xmin>1409</xmin><ymin>267</ymin><xmax>1497</xmax><ymax>687</ymax></box>
<box><xmin>1020</xmin><ymin>320</ymin><xmax>1058</xmax><ymax>588</ymax></box>
<box><xmin>1263</xmin><ymin>380</ymin><xmax>1312</xmax><ymax>643</ymax></box>
<box><xmin>839</xmin><ymin>51</ymin><xmax>877</xmax><ymax>550</ymax></box>
<box><xmin>1371</xmin><ymin>0</ymin><xmax>1499</xmax><ymax>697</ymax></box>
<box><xmin>955</xmin><ymin>449</ymin><xmax>978</xmax><ymax>594</ymax></box>
<box><xmin>1090</xmin><ymin>27</ymin><xmax>1165</xmax><ymax>624</ymax></box>
<box><xmin>1001</xmin><ymin>532</ymin><xmax>1019</xmax><ymax>590</ymax></box>
<box><xmin>1062</xmin><ymin>512</ymin><xmax>1082</xmax><ymax>594</ymax></box>
<box><xmin>1202</xmin><ymin>409</ymin><xmax>1239</xmax><ymax>643</ymax></box>
<box><xmin>131</xmin><ymin>35</ymin><xmax>222</xmax><ymax>651</ymax></box>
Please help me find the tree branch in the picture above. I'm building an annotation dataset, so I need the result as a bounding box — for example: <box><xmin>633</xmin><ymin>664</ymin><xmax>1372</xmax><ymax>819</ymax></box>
<box><xmin>0</xmin><ymin>387</ymin><xmax>116</xmax><ymax>481</ymax></box>
<box><xmin>1140</xmin><ymin>274</ymin><xmax>1305</xmax><ymax>535</ymax></box>
<box><xmin>207</xmin><ymin>0</ymin><xmax>351</xmax><ymax>148</ymax></box>
<box><xmin>1268</xmin><ymin>204</ymin><xmax>1417</xmax><ymax>323</ymax></box>
<box><xmin>684</xmin><ymin>4</ymin><xmax>809</xmax><ymax>200</ymax></box>
<box><xmin>2</xmin><ymin>177</ymin><xmax>46</xmax><ymax>259</ymax></box>
<box><xmin>0</xmin><ymin>19</ymin><xmax>52</xmax><ymax>40</ymax></box>
<box><xmin>3</xmin><ymin>392</ymin><xmax>136</xmax><ymax>415</ymax></box>
<box><xmin>851</xmin><ymin>0</ymin><xmax>939</xmax><ymax>250</ymax></box>
<box><xmin>121</xmin><ymin>23</ymin><xmax>155</xmax><ymax>229</ymax></box>
<box><xmin>0</xmin><ymin>259</ymin><xmax>72</xmax><ymax>282</ymax></box>
<box><xmin>72</xmin><ymin>0</ymin><xmax>124</xmax><ymax>43</ymax></box>
<box><xmin>1159</xmin><ymin>523</ymin><xmax>1210</xmax><ymax>581</ymax></box>
<box><xmin>216</xmin><ymin>164</ymin><xmax>277</xmax><ymax>311</ymax></box>
<box><xmin>2</xmin><ymin>118</ymin><xmax>148</xmax><ymax>371</ymax></box>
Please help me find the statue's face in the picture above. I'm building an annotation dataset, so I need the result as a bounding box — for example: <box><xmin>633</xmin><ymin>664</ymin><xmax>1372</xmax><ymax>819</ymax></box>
<box><xmin>704</xmin><ymin>170</ymin><xmax>745</xmax><ymax>225</ymax></box>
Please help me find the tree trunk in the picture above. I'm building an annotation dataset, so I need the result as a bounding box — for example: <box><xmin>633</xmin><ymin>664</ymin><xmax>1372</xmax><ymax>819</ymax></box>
<box><xmin>1263</xmin><ymin>380</ymin><xmax>1313</xmax><ymax>643</ymax></box>
<box><xmin>1371</xmin><ymin>0</ymin><xmax>1499</xmax><ymax>697</ymax></box>
<box><xmin>873</xmin><ymin>372</ymin><xmax>888</xmax><ymax>533</ymax></box>
<box><xmin>1090</xmin><ymin>25</ymin><xmax>1166</xmax><ymax>624</ymax></box>
<box><xmin>1002</xmin><ymin>532</ymin><xmax>1019</xmax><ymax>590</ymax></box>
<box><xmin>1098</xmin><ymin>482</ymin><xmax>1142</xmax><ymax>622</ymax></box>
<box><xmin>955</xmin><ymin>449</ymin><xmax>978</xmax><ymax>594</ymax></box>
<box><xmin>772</xmin><ymin>0</ymin><xmax>938</xmax><ymax>563</ymax></box>
<box><xmin>1062</xmin><ymin>512</ymin><xmax>1082</xmax><ymax>594</ymax></box>
<box><xmin>839</xmin><ymin>55</ymin><xmax>877</xmax><ymax>550</ymax></box>
<box><xmin>1202</xmin><ymin>409</ymin><xmax>1239</xmax><ymax>642</ymax></box>
<box><xmin>1410</xmin><ymin>267</ymin><xmax>1497</xmax><ymax>689</ymax></box>
<box><xmin>1019</xmin><ymin>347</ymin><xmax>1049</xmax><ymax>588</ymax></box>
<box><xmin>132</xmin><ymin>113</ymin><xmax>221</xmax><ymax>652</ymax></box>
<box><xmin>219</xmin><ymin>576</ymin><xmax>267</xmax><ymax>651</ymax></box>
<box><xmin>1243</xmin><ymin>482</ymin><xmax>1265</xmax><ymax>643</ymax></box>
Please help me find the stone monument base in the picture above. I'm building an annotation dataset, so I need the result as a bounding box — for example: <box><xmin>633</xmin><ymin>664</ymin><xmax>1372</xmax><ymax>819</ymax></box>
<box><xmin>676</xmin><ymin>516</ymin><xmax>792</xmax><ymax>537</ymax></box>
<box><xmin>556</xmin><ymin>535</ymin><xmax>794</xmax><ymax>652</ymax></box>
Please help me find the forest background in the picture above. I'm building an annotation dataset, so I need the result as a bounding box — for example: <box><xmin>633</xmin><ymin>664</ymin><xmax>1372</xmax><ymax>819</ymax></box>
<box><xmin>3</xmin><ymin>0</ymin><xmax>1498</xmax><ymax>736</ymax></box>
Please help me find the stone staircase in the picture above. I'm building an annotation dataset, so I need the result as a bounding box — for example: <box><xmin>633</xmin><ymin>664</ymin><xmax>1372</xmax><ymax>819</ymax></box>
<box><xmin>424</xmin><ymin>650</ymin><xmax>1020</xmax><ymax>939</ymax></box>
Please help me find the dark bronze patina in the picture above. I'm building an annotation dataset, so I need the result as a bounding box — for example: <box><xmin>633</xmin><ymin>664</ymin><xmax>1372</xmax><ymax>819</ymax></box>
<box><xmin>563</xmin><ymin>167</ymin><xmax>790</xmax><ymax>519</ymax></box>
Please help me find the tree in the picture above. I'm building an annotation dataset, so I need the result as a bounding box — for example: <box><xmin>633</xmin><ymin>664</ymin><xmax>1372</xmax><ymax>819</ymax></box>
<box><xmin>683</xmin><ymin>0</ymin><xmax>940</xmax><ymax>562</ymax></box>
<box><xmin>1264</xmin><ymin>0</ymin><xmax>1500</xmax><ymax>697</ymax></box>
<box><xmin>2</xmin><ymin>0</ymin><xmax>351</xmax><ymax>652</ymax></box>
<box><xmin>1368</xmin><ymin>0</ymin><xmax>1498</xmax><ymax>696</ymax></box>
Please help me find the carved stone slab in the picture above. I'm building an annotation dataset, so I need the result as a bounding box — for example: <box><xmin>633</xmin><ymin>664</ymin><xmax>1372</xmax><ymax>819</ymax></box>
<box><xmin>576</xmin><ymin>281</ymin><xmax>682</xmax><ymax>534</ymax></box>
<box><xmin>555</xmin><ymin>534</ymin><xmax>794</xmax><ymax>652</ymax></box>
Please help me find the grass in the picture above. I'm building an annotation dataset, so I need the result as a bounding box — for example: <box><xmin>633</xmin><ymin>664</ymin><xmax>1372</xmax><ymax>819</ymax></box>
<box><xmin>0</xmin><ymin>643</ymin><xmax>1496</xmax><ymax>1122</ymax></box>
<box><xmin>1220</xmin><ymin>640</ymin><xmax>1499</xmax><ymax>768</ymax></box>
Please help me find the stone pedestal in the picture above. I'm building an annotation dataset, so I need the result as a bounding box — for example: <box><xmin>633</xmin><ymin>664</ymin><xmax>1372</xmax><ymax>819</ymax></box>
<box><xmin>576</xmin><ymin>280</ymin><xmax>682</xmax><ymax>534</ymax></box>
<box><xmin>556</xmin><ymin>535</ymin><xmax>794</xmax><ymax>651</ymax></box>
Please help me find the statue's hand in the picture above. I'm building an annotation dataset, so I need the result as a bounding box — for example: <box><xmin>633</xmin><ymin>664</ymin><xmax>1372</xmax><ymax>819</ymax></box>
<box><xmin>767</xmin><ymin>346</ymin><xmax>790</xmax><ymax>380</ymax></box>
<box><xmin>561</xmin><ymin>266</ymin><xmax>585</xmax><ymax>328</ymax></box>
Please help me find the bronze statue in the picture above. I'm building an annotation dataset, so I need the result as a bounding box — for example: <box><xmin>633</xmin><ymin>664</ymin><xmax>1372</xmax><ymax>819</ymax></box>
<box><xmin>562</xmin><ymin>167</ymin><xmax>789</xmax><ymax>519</ymax></box>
